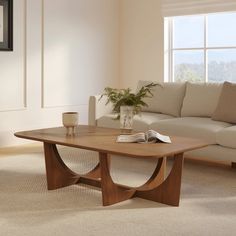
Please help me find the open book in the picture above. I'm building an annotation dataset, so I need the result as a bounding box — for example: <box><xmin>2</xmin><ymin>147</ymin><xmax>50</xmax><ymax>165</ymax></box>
<box><xmin>116</xmin><ymin>130</ymin><xmax>171</xmax><ymax>144</ymax></box>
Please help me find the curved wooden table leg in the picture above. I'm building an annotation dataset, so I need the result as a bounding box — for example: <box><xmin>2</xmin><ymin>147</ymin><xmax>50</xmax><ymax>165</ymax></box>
<box><xmin>99</xmin><ymin>152</ymin><xmax>135</xmax><ymax>206</ymax></box>
<box><xmin>44</xmin><ymin>143</ymin><xmax>80</xmax><ymax>190</ymax></box>
<box><xmin>137</xmin><ymin>157</ymin><xmax>166</xmax><ymax>191</ymax></box>
<box><xmin>135</xmin><ymin>153</ymin><xmax>184</xmax><ymax>206</ymax></box>
<box><xmin>44</xmin><ymin>143</ymin><xmax>102</xmax><ymax>190</ymax></box>
<box><xmin>84</xmin><ymin>163</ymin><xmax>101</xmax><ymax>178</ymax></box>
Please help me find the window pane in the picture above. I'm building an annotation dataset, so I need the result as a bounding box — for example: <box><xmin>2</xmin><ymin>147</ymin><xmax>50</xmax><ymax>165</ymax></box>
<box><xmin>174</xmin><ymin>50</ymin><xmax>204</xmax><ymax>82</ymax></box>
<box><xmin>173</xmin><ymin>16</ymin><xmax>204</xmax><ymax>48</ymax></box>
<box><xmin>208</xmin><ymin>49</ymin><xmax>236</xmax><ymax>83</ymax></box>
<box><xmin>208</xmin><ymin>13</ymin><xmax>236</xmax><ymax>47</ymax></box>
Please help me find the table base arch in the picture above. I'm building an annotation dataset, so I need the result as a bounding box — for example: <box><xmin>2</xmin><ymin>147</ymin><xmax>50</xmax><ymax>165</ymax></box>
<box><xmin>43</xmin><ymin>143</ymin><xmax>184</xmax><ymax>206</ymax></box>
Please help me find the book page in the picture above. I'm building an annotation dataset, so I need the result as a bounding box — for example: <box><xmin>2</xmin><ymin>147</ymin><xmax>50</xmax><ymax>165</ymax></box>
<box><xmin>155</xmin><ymin>132</ymin><xmax>171</xmax><ymax>143</ymax></box>
<box><xmin>116</xmin><ymin>133</ymin><xmax>146</xmax><ymax>143</ymax></box>
<box><xmin>146</xmin><ymin>130</ymin><xmax>171</xmax><ymax>143</ymax></box>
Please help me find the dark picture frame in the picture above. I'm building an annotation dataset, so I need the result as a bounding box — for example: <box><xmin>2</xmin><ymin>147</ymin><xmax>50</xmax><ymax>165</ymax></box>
<box><xmin>0</xmin><ymin>0</ymin><xmax>13</xmax><ymax>51</ymax></box>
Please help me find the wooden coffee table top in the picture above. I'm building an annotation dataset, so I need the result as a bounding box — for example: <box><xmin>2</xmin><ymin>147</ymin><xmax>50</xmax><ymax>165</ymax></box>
<box><xmin>15</xmin><ymin>125</ymin><xmax>208</xmax><ymax>158</ymax></box>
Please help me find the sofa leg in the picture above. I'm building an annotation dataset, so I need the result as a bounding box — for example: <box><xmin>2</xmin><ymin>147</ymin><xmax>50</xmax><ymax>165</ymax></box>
<box><xmin>231</xmin><ymin>162</ymin><xmax>236</xmax><ymax>169</ymax></box>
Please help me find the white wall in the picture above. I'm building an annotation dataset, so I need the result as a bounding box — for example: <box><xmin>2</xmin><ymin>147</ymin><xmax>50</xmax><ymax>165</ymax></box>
<box><xmin>120</xmin><ymin>0</ymin><xmax>164</xmax><ymax>90</ymax></box>
<box><xmin>0</xmin><ymin>0</ymin><xmax>165</xmax><ymax>147</ymax></box>
<box><xmin>0</xmin><ymin>0</ymin><xmax>120</xmax><ymax>147</ymax></box>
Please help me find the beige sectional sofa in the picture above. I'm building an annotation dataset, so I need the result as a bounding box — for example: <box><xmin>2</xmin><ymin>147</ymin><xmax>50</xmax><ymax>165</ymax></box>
<box><xmin>88</xmin><ymin>81</ymin><xmax>236</xmax><ymax>166</ymax></box>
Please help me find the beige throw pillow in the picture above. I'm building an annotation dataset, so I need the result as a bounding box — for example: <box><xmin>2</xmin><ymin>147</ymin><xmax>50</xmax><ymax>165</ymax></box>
<box><xmin>212</xmin><ymin>82</ymin><xmax>236</xmax><ymax>124</ymax></box>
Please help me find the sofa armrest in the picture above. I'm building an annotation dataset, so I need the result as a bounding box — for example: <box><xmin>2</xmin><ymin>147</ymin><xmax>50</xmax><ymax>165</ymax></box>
<box><xmin>88</xmin><ymin>95</ymin><xmax>113</xmax><ymax>126</ymax></box>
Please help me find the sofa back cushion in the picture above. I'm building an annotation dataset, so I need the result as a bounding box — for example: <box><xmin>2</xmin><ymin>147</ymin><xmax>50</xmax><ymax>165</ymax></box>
<box><xmin>181</xmin><ymin>82</ymin><xmax>223</xmax><ymax>117</ymax></box>
<box><xmin>212</xmin><ymin>82</ymin><xmax>236</xmax><ymax>124</ymax></box>
<box><xmin>137</xmin><ymin>81</ymin><xmax>186</xmax><ymax>117</ymax></box>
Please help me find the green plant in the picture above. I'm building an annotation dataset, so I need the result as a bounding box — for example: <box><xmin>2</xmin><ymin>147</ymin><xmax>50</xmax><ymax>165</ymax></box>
<box><xmin>99</xmin><ymin>82</ymin><xmax>159</xmax><ymax>118</ymax></box>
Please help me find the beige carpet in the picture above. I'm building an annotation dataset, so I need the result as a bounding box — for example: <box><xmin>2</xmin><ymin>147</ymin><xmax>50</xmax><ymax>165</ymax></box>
<box><xmin>0</xmin><ymin>145</ymin><xmax>236</xmax><ymax>236</ymax></box>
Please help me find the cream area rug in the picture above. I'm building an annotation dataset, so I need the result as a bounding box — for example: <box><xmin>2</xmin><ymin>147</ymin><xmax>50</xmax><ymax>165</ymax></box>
<box><xmin>0</xmin><ymin>144</ymin><xmax>236</xmax><ymax>236</ymax></box>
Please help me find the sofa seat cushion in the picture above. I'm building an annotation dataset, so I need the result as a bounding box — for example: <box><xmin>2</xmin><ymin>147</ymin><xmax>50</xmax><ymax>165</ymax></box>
<box><xmin>216</xmin><ymin>126</ymin><xmax>236</xmax><ymax>149</ymax></box>
<box><xmin>185</xmin><ymin>145</ymin><xmax>236</xmax><ymax>162</ymax></box>
<box><xmin>97</xmin><ymin>112</ymin><xmax>174</xmax><ymax>132</ymax></box>
<box><xmin>137</xmin><ymin>81</ymin><xmax>186</xmax><ymax>117</ymax></box>
<box><xmin>149</xmin><ymin>117</ymin><xmax>231</xmax><ymax>144</ymax></box>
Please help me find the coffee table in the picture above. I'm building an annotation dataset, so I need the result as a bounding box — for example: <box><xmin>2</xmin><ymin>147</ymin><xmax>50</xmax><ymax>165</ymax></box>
<box><xmin>15</xmin><ymin>125</ymin><xmax>208</xmax><ymax>207</ymax></box>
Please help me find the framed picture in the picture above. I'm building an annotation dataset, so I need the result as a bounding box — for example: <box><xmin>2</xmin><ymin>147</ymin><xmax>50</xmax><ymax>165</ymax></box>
<box><xmin>0</xmin><ymin>0</ymin><xmax>13</xmax><ymax>51</ymax></box>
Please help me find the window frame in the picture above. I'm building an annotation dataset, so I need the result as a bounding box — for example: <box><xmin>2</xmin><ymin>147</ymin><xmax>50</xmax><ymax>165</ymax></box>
<box><xmin>165</xmin><ymin>13</ymin><xmax>236</xmax><ymax>83</ymax></box>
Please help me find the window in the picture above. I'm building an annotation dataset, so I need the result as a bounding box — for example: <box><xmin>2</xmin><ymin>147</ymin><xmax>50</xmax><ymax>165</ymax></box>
<box><xmin>165</xmin><ymin>12</ymin><xmax>236</xmax><ymax>83</ymax></box>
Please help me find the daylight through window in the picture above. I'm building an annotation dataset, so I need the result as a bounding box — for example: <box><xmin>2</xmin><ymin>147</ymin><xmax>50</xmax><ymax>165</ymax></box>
<box><xmin>164</xmin><ymin>12</ymin><xmax>236</xmax><ymax>83</ymax></box>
